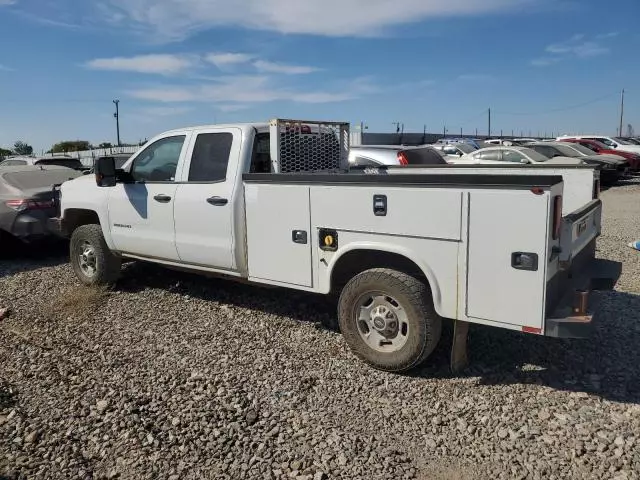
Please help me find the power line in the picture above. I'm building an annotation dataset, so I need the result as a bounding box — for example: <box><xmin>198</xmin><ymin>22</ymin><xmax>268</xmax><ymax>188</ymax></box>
<box><xmin>495</xmin><ymin>91</ymin><xmax>620</xmax><ymax>116</ymax></box>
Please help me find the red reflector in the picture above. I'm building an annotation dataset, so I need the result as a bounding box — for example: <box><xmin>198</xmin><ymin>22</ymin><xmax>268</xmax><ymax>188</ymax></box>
<box><xmin>552</xmin><ymin>195</ymin><xmax>563</xmax><ymax>240</ymax></box>
<box><xmin>522</xmin><ymin>326</ymin><xmax>542</xmax><ymax>334</ymax></box>
<box><xmin>5</xmin><ymin>199</ymin><xmax>53</xmax><ymax>211</ymax></box>
<box><xmin>397</xmin><ymin>151</ymin><xmax>409</xmax><ymax>165</ymax></box>
<box><xmin>530</xmin><ymin>187</ymin><xmax>544</xmax><ymax>195</ymax></box>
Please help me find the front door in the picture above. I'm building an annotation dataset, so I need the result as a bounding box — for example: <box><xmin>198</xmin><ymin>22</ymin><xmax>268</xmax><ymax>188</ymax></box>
<box><xmin>173</xmin><ymin>128</ymin><xmax>240</xmax><ymax>270</ymax></box>
<box><xmin>108</xmin><ymin>134</ymin><xmax>189</xmax><ymax>260</ymax></box>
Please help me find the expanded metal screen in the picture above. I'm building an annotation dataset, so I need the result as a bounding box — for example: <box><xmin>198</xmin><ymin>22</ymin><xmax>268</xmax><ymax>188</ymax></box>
<box><xmin>269</xmin><ymin>119</ymin><xmax>350</xmax><ymax>173</ymax></box>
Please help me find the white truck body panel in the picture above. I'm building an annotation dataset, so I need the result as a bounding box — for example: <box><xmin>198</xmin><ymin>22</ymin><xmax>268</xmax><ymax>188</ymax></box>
<box><xmin>466</xmin><ymin>190</ymin><xmax>549</xmax><ymax>328</ymax></box>
<box><xmin>380</xmin><ymin>165</ymin><xmax>597</xmax><ymax>216</ymax></box>
<box><xmin>245</xmin><ymin>184</ymin><xmax>313</xmax><ymax>287</ymax></box>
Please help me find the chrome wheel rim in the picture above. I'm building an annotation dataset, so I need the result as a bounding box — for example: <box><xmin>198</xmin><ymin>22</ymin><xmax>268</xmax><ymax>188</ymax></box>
<box><xmin>355</xmin><ymin>292</ymin><xmax>409</xmax><ymax>353</ymax></box>
<box><xmin>78</xmin><ymin>241</ymin><xmax>97</xmax><ymax>277</ymax></box>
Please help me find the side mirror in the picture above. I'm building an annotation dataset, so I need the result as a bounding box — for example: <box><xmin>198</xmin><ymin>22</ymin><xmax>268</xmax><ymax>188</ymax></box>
<box><xmin>95</xmin><ymin>157</ymin><xmax>116</xmax><ymax>187</ymax></box>
<box><xmin>520</xmin><ymin>158</ymin><xmax>529</xmax><ymax>164</ymax></box>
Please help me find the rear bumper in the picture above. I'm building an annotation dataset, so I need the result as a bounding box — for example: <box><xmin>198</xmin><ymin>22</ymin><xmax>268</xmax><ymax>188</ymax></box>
<box><xmin>5</xmin><ymin>212</ymin><xmax>58</xmax><ymax>242</ymax></box>
<box><xmin>545</xmin><ymin>253</ymin><xmax>621</xmax><ymax>338</ymax></box>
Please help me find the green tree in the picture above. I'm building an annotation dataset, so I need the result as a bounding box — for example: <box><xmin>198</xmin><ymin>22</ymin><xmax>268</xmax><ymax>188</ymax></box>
<box><xmin>0</xmin><ymin>147</ymin><xmax>13</xmax><ymax>159</ymax></box>
<box><xmin>50</xmin><ymin>140</ymin><xmax>93</xmax><ymax>153</ymax></box>
<box><xmin>98</xmin><ymin>142</ymin><xmax>113</xmax><ymax>149</ymax></box>
<box><xmin>13</xmin><ymin>141</ymin><xmax>33</xmax><ymax>156</ymax></box>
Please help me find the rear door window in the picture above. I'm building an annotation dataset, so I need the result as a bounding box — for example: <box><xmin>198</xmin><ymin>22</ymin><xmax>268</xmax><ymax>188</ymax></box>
<box><xmin>188</xmin><ymin>133</ymin><xmax>234</xmax><ymax>182</ymax></box>
<box><xmin>402</xmin><ymin>148</ymin><xmax>447</xmax><ymax>165</ymax></box>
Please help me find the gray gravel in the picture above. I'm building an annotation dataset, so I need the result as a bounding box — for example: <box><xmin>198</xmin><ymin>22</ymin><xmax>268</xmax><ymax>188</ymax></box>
<box><xmin>1</xmin><ymin>181</ymin><xmax>640</xmax><ymax>479</ymax></box>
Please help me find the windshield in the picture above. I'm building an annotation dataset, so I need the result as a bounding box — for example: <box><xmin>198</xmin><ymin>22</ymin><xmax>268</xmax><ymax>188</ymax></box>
<box><xmin>565</xmin><ymin>143</ymin><xmax>596</xmax><ymax>156</ymax></box>
<box><xmin>555</xmin><ymin>145</ymin><xmax>582</xmax><ymax>157</ymax></box>
<box><xmin>456</xmin><ymin>143</ymin><xmax>476</xmax><ymax>154</ymax></box>
<box><xmin>613</xmin><ymin>137</ymin><xmax>631</xmax><ymax>145</ymax></box>
<box><xmin>521</xmin><ymin>148</ymin><xmax>551</xmax><ymax>163</ymax></box>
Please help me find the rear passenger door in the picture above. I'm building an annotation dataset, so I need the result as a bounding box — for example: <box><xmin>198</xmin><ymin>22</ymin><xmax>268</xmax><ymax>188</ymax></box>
<box><xmin>173</xmin><ymin>128</ymin><xmax>241</xmax><ymax>270</ymax></box>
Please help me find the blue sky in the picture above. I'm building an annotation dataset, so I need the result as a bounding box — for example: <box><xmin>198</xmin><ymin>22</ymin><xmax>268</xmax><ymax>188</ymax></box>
<box><xmin>1</xmin><ymin>0</ymin><xmax>639</xmax><ymax>153</ymax></box>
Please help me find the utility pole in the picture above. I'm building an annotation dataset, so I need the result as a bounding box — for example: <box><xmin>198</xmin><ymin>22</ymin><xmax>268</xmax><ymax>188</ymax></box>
<box><xmin>443</xmin><ymin>125</ymin><xmax>447</xmax><ymax>138</ymax></box>
<box><xmin>460</xmin><ymin>127</ymin><xmax>463</xmax><ymax>137</ymax></box>
<box><xmin>475</xmin><ymin>127</ymin><xmax>478</xmax><ymax>137</ymax></box>
<box><xmin>619</xmin><ymin>89</ymin><xmax>625</xmax><ymax>137</ymax></box>
<box><xmin>113</xmin><ymin>100</ymin><xmax>121</xmax><ymax>147</ymax></box>
<box><xmin>488</xmin><ymin>108</ymin><xmax>491</xmax><ymax>138</ymax></box>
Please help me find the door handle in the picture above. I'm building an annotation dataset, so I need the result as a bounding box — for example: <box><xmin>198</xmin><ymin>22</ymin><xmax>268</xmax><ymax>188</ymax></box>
<box><xmin>153</xmin><ymin>194</ymin><xmax>172</xmax><ymax>203</ymax></box>
<box><xmin>207</xmin><ymin>196</ymin><xmax>228</xmax><ymax>206</ymax></box>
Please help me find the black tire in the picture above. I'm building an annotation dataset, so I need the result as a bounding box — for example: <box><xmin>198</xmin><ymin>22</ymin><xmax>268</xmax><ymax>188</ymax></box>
<box><xmin>338</xmin><ymin>268</ymin><xmax>442</xmax><ymax>372</ymax></box>
<box><xmin>70</xmin><ymin>224</ymin><xmax>121</xmax><ymax>286</ymax></box>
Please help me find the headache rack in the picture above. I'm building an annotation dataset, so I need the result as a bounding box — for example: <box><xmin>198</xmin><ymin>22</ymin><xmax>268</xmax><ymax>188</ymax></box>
<box><xmin>269</xmin><ymin>118</ymin><xmax>350</xmax><ymax>173</ymax></box>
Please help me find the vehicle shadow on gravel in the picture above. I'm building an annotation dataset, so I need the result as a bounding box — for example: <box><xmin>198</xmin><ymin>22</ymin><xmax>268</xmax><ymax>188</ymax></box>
<box><xmin>414</xmin><ymin>290</ymin><xmax>640</xmax><ymax>405</ymax></box>
<box><xmin>116</xmin><ymin>263</ymin><xmax>640</xmax><ymax>404</ymax></box>
<box><xmin>116</xmin><ymin>261</ymin><xmax>339</xmax><ymax>328</ymax></box>
<box><xmin>0</xmin><ymin>238</ymin><xmax>68</xmax><ymax>277</ymax></box>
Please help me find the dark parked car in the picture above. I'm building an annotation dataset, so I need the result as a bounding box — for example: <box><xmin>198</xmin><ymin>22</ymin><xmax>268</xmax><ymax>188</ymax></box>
<box><xmin>527</xmin><ymin>142</ymin><xmax>628</xmax><ymax>184</ymax></box>
<box><xmin>348</xmin><ymin>145</ymin><xmax>447</xmax><ymax>167</ymax></box>
<box><xmin>0</xmin><ymin>165</ymin><xmax>82</xmax><ymax>243</ymax></box>
<box><xmin>558</xmin><ymin>138</ymin><xmax>640</xmax><ymax>171</ymax></box>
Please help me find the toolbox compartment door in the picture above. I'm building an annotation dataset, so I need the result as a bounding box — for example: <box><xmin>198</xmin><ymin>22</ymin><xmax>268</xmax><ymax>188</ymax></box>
<box><xmin>466</xmin><ymin>190</ymin><xmax>549</xmax><ymax>329</ymax></box>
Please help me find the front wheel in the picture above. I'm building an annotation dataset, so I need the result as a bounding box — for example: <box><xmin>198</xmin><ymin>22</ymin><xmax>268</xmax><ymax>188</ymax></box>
<box><xmin>70</xmin><ymin>224</ymin><xmax>121</xmax><ymax>286</ymax></box>
<box><xmin>338</xmin><ymin>268</ymin><xmax>442</xmax><ymax>372</ymax></box>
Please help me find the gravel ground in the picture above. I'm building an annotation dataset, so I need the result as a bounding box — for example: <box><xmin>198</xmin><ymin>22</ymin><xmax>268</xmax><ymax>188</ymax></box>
<box><xmin>1</xmin><ymin>182</ymin><xmax>640</xmax><ymax>480</ymax></box>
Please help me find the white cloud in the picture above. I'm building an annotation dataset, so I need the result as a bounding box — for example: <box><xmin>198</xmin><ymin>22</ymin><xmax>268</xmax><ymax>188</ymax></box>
<box><xmin>457</xmin><ymin>73</ymin><xmax>493</xmax><ymax>82</ymax></box>
<box><xmin>530</xmin><ymin>57</ymin><xmax>561</xmax><ymax>67</ymax></box>
<box><xmin>85</xmin><ymin>54</ymin><xmax>196</xmax><ymax>74</ymax></box>
<box><xmin>253</xmin><ymin>60</ymin><xmax>319</xmax><ymax>75</ymax></box>
<box><xmin>0</xmin><ymin>0</ymin><xmax>17</xmax><ymax>5</ymax></box>
<box><xmin>217</xmin><ymin>104</ymin><xmax>251</xmax><ymax>112</ymax></box>
<box><xmin>99</xmin><ymin>0</ymin><xmax>532</xmax><ymax>41</ymax></box>
<box><xmin>137</xmin><ymin>106</ymin><xmax>193</xmax><ymax>116</ymax></box>
<box><xmin>596</xmin><ymin>32</ymin><xmax>619</xmax><ymax>40</ymax></box>
<box><xmin>205</xmin><ymin>52</ymin><xmax>254</xmax><ymax>68</ymax></box>
<box><xmin>126</xmin><ymin>74</ymin><xmax>372</xmax><ymax>106</ymax></box>
<box><xmin>532</xmin><ymin>33</ymin><xmax>614</xmax><ymax>67</ymax></box>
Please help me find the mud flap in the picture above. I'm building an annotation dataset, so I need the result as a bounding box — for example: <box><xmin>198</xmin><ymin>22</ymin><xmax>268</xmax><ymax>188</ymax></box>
<box><xmin>450</xmin><ymin>320</ymin><xmax>470</xmax><ymax>373</ymax></box>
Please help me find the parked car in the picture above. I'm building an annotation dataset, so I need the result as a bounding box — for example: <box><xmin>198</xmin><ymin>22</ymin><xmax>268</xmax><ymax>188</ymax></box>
<box><xmin>0</xmin><ymin>156</ymin><xmax>87</xmax><ymax>171</ymax></box>
<box><xmin>49</xmin><ymin>118</ymin><xmax>616</xmax><ymax>373</ymax></box>
<box><xmin>435</xmin><ymin>138</ymin><xmax>481</xmax><ymax>149</ymax></box>
<box><xmin>482</xmin><ymin>139</ymin><xmax>524</xmax><ymax>147</ymax></box>
<box><xmin>0</xmin><ymin>165</ymin><xmax>82</xmax><ymax>243</ymax></box>
<box><xmin>448</xmin><ymin>146</ymin><xmax>584</xmax><ymax>166</ymax></box>
<box><xmin>92</xmin><ymin>153</ymin><xmax>134</xmax><ymax>171</ymax></box>
<box><xmin>349</xmin><ymin>145</ymin><xmax>447</xmax><ymax>167</ymax></box>
<box><xmin>526</xmin><ymin>142</ymin><xmax>627</xmax><ymax>184</ymax></box>
<box><xmin>619</xmin><ymin>137</ymin><xmax>640</xmax><ymax>145</ymax></box>
<box><xmin>558</xmin><ymin>138</ymin><xmax>640</xmax><ymax>171</ymax></box>
<box><xmin>431</xmin><ymin>142</ymin><xmax>477</xmax><ymax>160</ymax></box>
<box><xmin>556</xmin><ymin>135</ymin><xmax>640</xmax><ymax>156</ymax></box>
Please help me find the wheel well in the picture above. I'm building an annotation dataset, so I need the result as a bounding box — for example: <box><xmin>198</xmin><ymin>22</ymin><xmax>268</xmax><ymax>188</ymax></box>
<box><xmin>331</xmin><ymin>250</ymin><xmax>428</xmax><ymax>293</ymax></box>
<box><xmin>64</xmin><ymin>209</ymin><xmax>100</xmax><ymax>234</ymax></box>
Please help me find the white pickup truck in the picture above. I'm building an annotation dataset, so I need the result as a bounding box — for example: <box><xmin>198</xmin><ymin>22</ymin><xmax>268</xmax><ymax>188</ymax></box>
<box><xmin>50</xmin><ymin>119</ymin><xmax>619</xmax><ymax>373</ymax></box>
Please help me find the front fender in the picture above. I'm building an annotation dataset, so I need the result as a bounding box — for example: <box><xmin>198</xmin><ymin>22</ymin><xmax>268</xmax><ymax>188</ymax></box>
<box><xmin>324</xmin><ymin>241</ymin><xmax>444</xmax><ymax>318</ymax></box>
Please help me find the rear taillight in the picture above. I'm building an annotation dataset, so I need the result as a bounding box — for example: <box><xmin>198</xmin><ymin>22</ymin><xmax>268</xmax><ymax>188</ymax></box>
<box><xmin>397</xmin><ymin>151</ymin><xmax>409</xmax><ymax>165</ymax></box>
<box><xmin>5</xmin><ymin>199</ymin><xmax>53</xmax><ymax>211</ymax></box>
<box><xmin>552</xmin><ymin>195</ymin><xmax>563</xmax><ymax>240</ymax></box>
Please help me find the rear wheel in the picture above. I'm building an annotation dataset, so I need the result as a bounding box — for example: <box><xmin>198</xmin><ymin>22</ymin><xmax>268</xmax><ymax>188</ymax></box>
<box><xmin>338</xmin><ymin>268</ymin><xmax>442</xmax><ymax>372</ymax></box>
<box><xmin>70</xmin><ymin>224</ymin><xmax>121</xmax><ymax>286</ymax></box>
